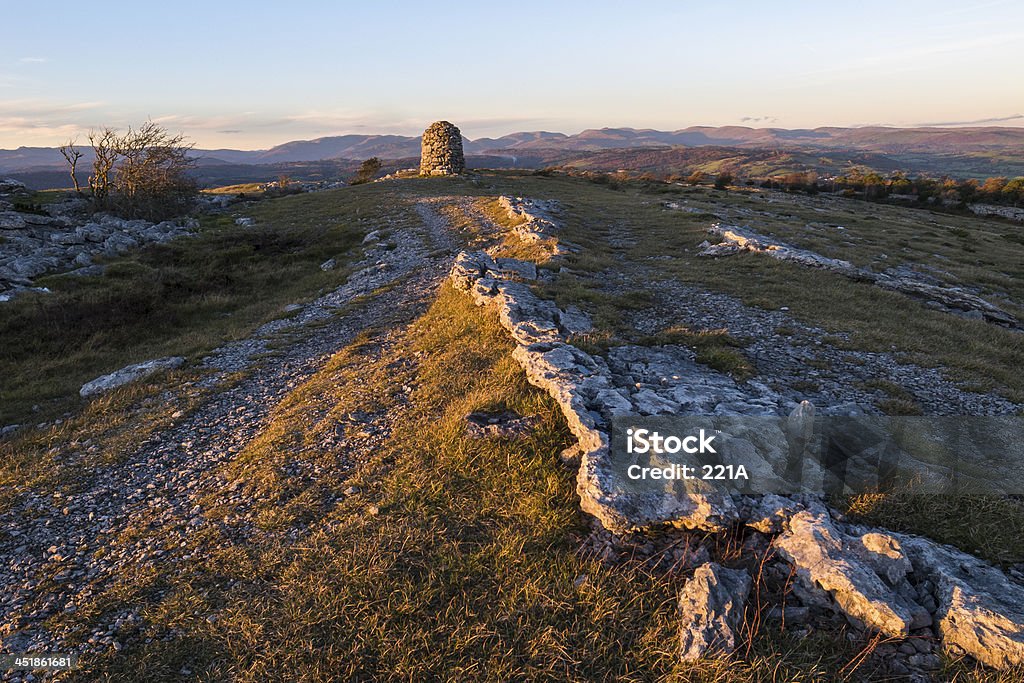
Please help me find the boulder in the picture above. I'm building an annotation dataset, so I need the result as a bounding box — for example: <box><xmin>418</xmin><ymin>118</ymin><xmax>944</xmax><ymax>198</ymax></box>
<box><xmin>80</xmin><ymin>357</ymin><xmax>185</xmax><ymax>398</ymax></box>
<box><xmin>678</xmin><ymin>562</ymin><xmax>752</xmax><ymax>660</ymax></box>
<box><xmin>773</xmin><ymin>509</ymin><xmax>926</xmax><ymax>637</ymax></box>
<box><xmin>898</xmin><ymin>534</ymin><xmax>1024</xmax><ymax>669</ymax></box>
<box><xmin>0</xmin><ymin>178</ymin><xmax>28</xmax><ymax>194</ymax></box>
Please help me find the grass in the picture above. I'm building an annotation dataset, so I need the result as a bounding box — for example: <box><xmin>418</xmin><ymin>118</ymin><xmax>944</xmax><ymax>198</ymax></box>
<box><xmin>62</xmin><ymin>284</ymin><xmax>887</xmax><ymax>681</ymax></box>
<box><xmin>0</xmin><ymin>184</ymin><xmax>418</xmax><ymax>425</ymax></box>
<box><xmin>5</xmin><ymin>172</ymin><xmax>1024</xmax><ymax>680</ymax></box>
<box><xmin>470</xmin><ymin>173</ymin><xmax>1024</xmax><ymax>403</ymax></box>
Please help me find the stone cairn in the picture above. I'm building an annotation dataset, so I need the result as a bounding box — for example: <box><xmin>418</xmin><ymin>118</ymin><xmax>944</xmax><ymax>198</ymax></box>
<box><xmin>419</xmin><ymin>121</ymin><xmax>465</xmax><ymax>176</ymax></box>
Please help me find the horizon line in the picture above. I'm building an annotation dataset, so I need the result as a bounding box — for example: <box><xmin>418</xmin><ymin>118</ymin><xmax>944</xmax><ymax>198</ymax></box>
<box><xmin>4</xmin><ymin>120</ymin><xmax>1024</xmax><ymax>153</ymax></box>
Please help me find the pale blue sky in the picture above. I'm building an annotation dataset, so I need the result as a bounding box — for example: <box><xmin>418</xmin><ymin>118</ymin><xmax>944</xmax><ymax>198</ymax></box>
<box><xmin>2</xmin><ymin>0</ymin><xmax>1022</xmax><ymax>149</ymax></box>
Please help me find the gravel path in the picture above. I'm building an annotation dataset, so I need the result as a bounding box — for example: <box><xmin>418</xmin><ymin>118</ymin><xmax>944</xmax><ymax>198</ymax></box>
<box><xmin>0</xmin><ymin>197</ymin><xmax>460</xmax><ymax>677</ymax></box>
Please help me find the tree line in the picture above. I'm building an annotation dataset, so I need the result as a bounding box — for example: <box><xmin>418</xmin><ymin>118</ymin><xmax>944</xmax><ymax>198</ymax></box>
<box><xmin>758</xmin><ymin>170</ymin><xmax>1024</xmax><ymax>207</ymax></box>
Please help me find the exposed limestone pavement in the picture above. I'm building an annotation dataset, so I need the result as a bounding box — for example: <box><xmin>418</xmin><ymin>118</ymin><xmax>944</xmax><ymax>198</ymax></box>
<box><xmin>448</xmin><ymin>194</ymin><xmax>1024</xmax><ymax>674</ymax></box>
<box><xmin>0</xmin><ymin>196</ymin><xmax>459</xmax><ymax>677</ymax></box>
<box><xmin>4</xmin><ymin>186</ymin><xmax>1023</xmax><ymax>678</ymax></box>
<box><xmin>0</xmin><ymin>181</ymin><xmax>199</xmax><ymax>303</ymax></box>
<box><xmin>700</xmin><ymin>222</ymin><xmax>1020</xmax><ymax>328</ymax></box>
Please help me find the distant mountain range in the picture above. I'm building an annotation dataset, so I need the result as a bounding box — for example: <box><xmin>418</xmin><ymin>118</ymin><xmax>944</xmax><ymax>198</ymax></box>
<box><xmin>3</xmin><ymin>125</ymin><xmax>1023</xmax><ymax>173</ymax></box>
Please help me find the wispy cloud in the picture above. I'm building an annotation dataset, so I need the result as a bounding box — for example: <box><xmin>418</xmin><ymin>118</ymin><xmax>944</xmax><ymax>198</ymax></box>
<box><xmin>0</xmin><ymin>99</ymin><xmax>104</xmax><ymax>117</ymax></box>
<box><xmin>281</xmin><ymin>109</ymin><xmax>421</xmax><ymax>133</ymax></box>
<box><xmin>17</xmin><ymin>57</ymin><xmax>48</xmax><ymax>64</ymax></box>
<box><xmin>151</xmin><ymin>113</ymin><xmax>264</xmax><ymax>130</ymax></box>
<box><xmin>915</xmin><ymin>114</ymin><xmax>1024</xmax><ymax>127</ymax></box>
<box><xmin>793</xmin><ymin>32</ymin><xmax>1024</xmax><ymax>84</ymax></box>
<box><xmin>740</xmin><ymin>116</ymin><xmax>777</xmax><ymax>124</ymax></box>
<box><xmin>0</xmin><ymin>99</ymin><xmax>107</xmax><ymax>146</ymax></box>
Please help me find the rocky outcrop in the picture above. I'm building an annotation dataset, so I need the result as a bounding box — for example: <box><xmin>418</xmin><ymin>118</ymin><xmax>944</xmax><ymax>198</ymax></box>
<box><xmin>699</xmin><ymin>224</ymin><xmax>864</xmax><ymax>278</ymax></box>
<box><xmin>0</xmin><ymin>209</ymin><xmax>198</xmax><ymax>301</ymax></box>
<box><xmin>0</xmin><ymin>178</ymin><xmax>28</xmax><ymax>195</ymax></box>
<box><xmin>969</xmin><ymin>203</ymin><xmax>1024</xmax><ymax>222</ymax></box>
<box><xmin>699</xmin><ymin>223</ymin><xmax>1018</xmax><ymax>328</ymax></box>
<box><xmin>898</xmin><ymin>534</ymin><xmax>1024</xmax><ymax>669</ymax></box>
<box><xmin>419</xmin><ymin>121</ymin><xmax>465</xmax><ymax>176</ymax></box>
<box><xmin>773</xmin><ymin>508</ymin><xmax>928</xmax><ymax>637</ymax></box>
<box><xmin>764</xmin><ymin>497</ymin><xmax>1024</xmax><ymax>669</ymax></box>
<box><xmin>79</xmin><ymin>357</ymin><xmax>185</xmax><ymax>398</ymax></box>
<box><xmin>496</xmin><ymin>195</ymin><xmax>570</xmax><ymax>253</ymax></box>
<box><xmin>451</xmin><ymin>249</ymin><xmax>769</xmax><ymax>533</ymax></box>
<box><xmin>449</xmin><ymin>196</ymin><xmax>1024</xmax><ymax>671</ymax></box>
<box><xmin>678</xmin><ymin>562</ymin><xmax>752</xmax><ymax>660</ymax></box>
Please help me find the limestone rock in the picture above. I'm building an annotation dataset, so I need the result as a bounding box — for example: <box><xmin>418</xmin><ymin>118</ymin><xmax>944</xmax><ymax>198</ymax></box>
<box><xmin>678</xmin><ymin>562</ymin><xmax>752</xmax><ymax>660</ymax></box>
<box><xmin>102</xmin><ymin>233</ymin><xmax>139</xmax><ymax>256</ymax></box>
<box><xmin>0</xmin><ymin>178</ymin><xmax>28</xmax><ymax>194</ymax></box>
<box><xmin>744</xmin><ymin>493</ymin><xmax>802</xmax><ymax>534</ymax></box>
<box><xmin>969</xmin><ymin>203</ymin><xmax>1024</xmax><ymax>222</ymax></box>
<box><xmin>492</xmin><ymin>257</ymin><xmax>537</xmax><ymax>281</ymax></box>
<box><xmin>0</xmin><ymin>212</ymin><xmax>27</xmax><ymax>230</ymax></box>
<box><xmin>699</xmin><ymin>222</ymin><xmax>1017</xmax><ymax>328</ymax></box>
<box><xmin>773</xmin><ymin>509</ymin><xmax>924</xmax><ymax>637</ymax></box>
<box><xmin>898</xmin><ymin>534</ymin><xmax>1024</xmax><ymax>669</ymax></box>
<box><xmin>419</xmin><ymin>121</ymin><xmax>465</xmax><ymax>176</ymax></box>
<box><xmin>80</xmin><ymin>357</ymin><xmax>185</xmax><ymax>398</ymax></box>
<box><xmin>497</xmin><ymin>195</ymin><xmax>568</xmax><ymax>253</ymax></box>
<box><xmin>557</xmin><ymin>305</ymin><xmax>592</xmax><ymax>334</ymax></box>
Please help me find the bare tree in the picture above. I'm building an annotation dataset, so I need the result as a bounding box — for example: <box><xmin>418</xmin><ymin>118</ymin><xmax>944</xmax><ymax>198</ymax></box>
<box><xmin>87</xmin><ymin>127</ymin><xmax>120</xmax><ymax>206</ymax></box>
<box><xmin>112</xmin><ymin>121</ymin><xmax>197</xmax><ymax>219</ymax></box>
<box><xmin>58</xmin><ymin>139</ymin><xmax>83</xmax><ymax>194</ymax></box>
<box><xmin>65</xmin><ymin>122</ymin><xmax>198</xmax><ymax>220</ymax></box>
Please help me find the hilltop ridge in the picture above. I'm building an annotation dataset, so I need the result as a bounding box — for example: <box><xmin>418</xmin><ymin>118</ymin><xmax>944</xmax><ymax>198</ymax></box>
<box><xmin>3</xmin><ymin>125</ymin><xmax>1024</xmax><ymax>173</ymax></box>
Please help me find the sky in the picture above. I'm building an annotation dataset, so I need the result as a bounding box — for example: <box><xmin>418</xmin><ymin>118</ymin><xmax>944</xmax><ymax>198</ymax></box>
<box><xmin>1</xmin><ymin>0</ymin><xmax>1022</xmax><ymax>150</ymax></box>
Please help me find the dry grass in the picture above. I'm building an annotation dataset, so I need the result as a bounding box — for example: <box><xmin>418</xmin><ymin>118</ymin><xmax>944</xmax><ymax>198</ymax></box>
<box><xmin>56</xmin><ymin>285</ymin><xmax>887</xmax><ymax>681</ymax></box>
<box><xmin>5</xmin><ymin>173</ymin><xmax>1023</xmax><ymax>680</ymax></box>
<box><xmin>845</xmin><ymin>492</ymin><xmax>1024</xmax><ymax>567</ymax></box>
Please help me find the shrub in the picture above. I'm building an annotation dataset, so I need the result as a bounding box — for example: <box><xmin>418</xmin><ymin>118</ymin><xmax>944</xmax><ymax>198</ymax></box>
<box><xmin>351</xmin><ymin>157</ymin><xmax>382</xmax><ymax>185</ymax></box>
<box><xmin>63</xmin><ymin>121</ymin><xmax>198</xmax><ymax>221</ymax></box>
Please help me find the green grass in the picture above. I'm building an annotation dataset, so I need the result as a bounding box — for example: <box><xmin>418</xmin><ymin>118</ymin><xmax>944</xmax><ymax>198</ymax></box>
<box><xmin>0</xmin><ymin>185</ymin><xmax>419</xmax><ymax>424</ymax></box>
<box><xmin>468</xmin><ymin>173</ymin><xmax>1023</xmax><ymax>403</ymax></box>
